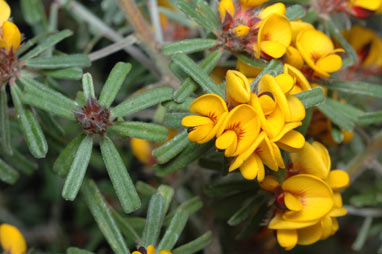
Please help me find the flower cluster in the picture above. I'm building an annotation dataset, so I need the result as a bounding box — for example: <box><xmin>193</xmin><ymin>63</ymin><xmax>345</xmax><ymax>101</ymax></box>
<box><xmin>0</xmin><ymin>223</ymin><xmax>27</xmax><ymax>254</ymax></box>
<box><xmin>133</xmin><ymin>245</ymin><xmax>171</xmax><ymax>254</ymax></box>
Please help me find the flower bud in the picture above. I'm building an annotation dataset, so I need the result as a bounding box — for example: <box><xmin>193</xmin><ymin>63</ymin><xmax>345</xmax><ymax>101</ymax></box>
<box><xmin>226</xmin><ymin>70</ymin><xmax>251</xmax><ymax>105</ymax></box>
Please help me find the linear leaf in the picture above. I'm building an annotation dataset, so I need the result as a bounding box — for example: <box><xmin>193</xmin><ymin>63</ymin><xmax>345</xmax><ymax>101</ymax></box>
<box><xmin>10</xmin><ymin>85</ymin><xmax>48</xmax><ymax>158</ymax></box>
<box><xmin>172</xmin><ymin>54</ymin><xmax>224</xmax><ymax>97</ymax></box>
<box><xmin>176</xmin><ymin>0</ymin><xmax>216</xmax><ymax>32</ymax></box>
<box><xmin>62</xmin><ymin>136</ymin><xmax>93</xmax><ymax>201</ymax></box>
<box><xmin>164</xmin><ymin>98</ymin><xmax>193</xmax><ymax>112</ymax></box>
<box><xmin>21</xmin><ymin>29</ymin><xmax>73</xmax><ymax>60</ymax></box>
<box><xmin>25</xmin><ymin>54</ymin><xmax>91</xmax><ymax>69</ymax></box>
<box><xmin>172</xmin><ymin>231</ymin><xmax>212</xmax><ymax>254</ymax></box>
<box><xmin>136</xmin><ymin>181</ymin><xmax>157</xmax><ymax>197</ymax></box>
<box><xmin>0</xmin><ymin>158</ymin><xmax>19</xmax><ymax>184</ymax></box>
<box><xmin>163</xmin><ymin>112</ymin><xmax>190</xmax><ymax>128</ymax></box>
<box><xmin>294</xmin><ymin>87</ymin><xmax>325</xmax><ymax>108</ymax></box>
<box><xmin>158</xmin><ymin>209</ymin><xmax>189</xmax><ymax>251</ymax></box>
<box><xmin>67</xmin><ymin>247</ymin><xmax>95</xmax><ymax>254</ymax></box>
<box><xmin>111</xmin><ymin>121</ymin><xmax>169</xmax><ymax>142</ymax></box>
<box><xmin>100</xmin><ymin>136</ymin><xmax>141</xmax><ymax>213</ymax></box>
<box><xmin>81</xmin><ymin>179</ymin><xmax>130</xmax><ymax>254</ymax></box>
<box><xmin>43</xmin><ymin>67</ymin><xmax>83</xmax><ymax>80</ymax></box>
<box><xmin>0</xmin><ymin>87</ymin><xmax>12</xmax><ymax>155</ymax></box>
<box><xmin>285</xmin><ymin>4</ymin><xmax>306</xmax><ymax>20</ymax></box>
<box><xmin>164</xmin><ymin>197</ymin><xmax>202</xmax><ymax>226</ymax></box>
<box><xmin>2</xmin><ymin>149</ymin><xmax>38</xmax><ymax>175</ymax></box>
<box><xmin>82</xmin><ymin>73</ymin><xmax>95</xmax><ymax>100</ymax></box>
<box><xmin>20</xmin><ymin>77</ymin><xmax>79</xmax><ymax>120</ymax></box>
<box><xmin>153</xmin><ymin>130</ymin><xmax>190</xmax><ymax>164</ymax></box>
<box><xmin>111</xmin><ymin>208</ymin><xmax>141</xmax><ymax>244</ymax></box>
<box><xmin>99</xmin><ymin>62</ymin><xmax>132</xmax><ymax>107</ymax></box>
<box><xmin>317</xmin><ymin>99</ymin><xmax>357</xmax><ymax>131</ymax></box>
<box><xmin>111</xmin><ymin>87</ymin><xmax>173</xmax><ymax>118</ymax></box>
<box><xmin>228</xmin><ymin>194</ymin><xmax>267</xmax><ymax>226</ymax></box>
<box><xmin>237</xmin><ymin>54</ymin><xmax>268</xmax><ymax>69</ymax></box>
<box><xmin>163</xmin><ymin>39</ymin><xmax>217</xmax><ymax>56</ymax></box>
<box><xmin>193</xmin><ymin>0</ymin><xmax>221</xmax><ymax>29</ymax></box>
<box><xmin>321</xmin><ymin>80</ymin><xmax>382</xmax><ymax>98</ymax></box>
<box><xmin>158</xmin><ymin>7</ymin><xmax>196</xmax><ymax>29</ymax></box>
<box><xmin>158</xmin><ymin>185</ymin><xmax>174</xmax><ymax>215</ymax></box>
<box><xmin>142</xmin><ymin>193</ymin><xmax>165</xmax><ymax>247</ymax></box>
<box><xmin>358</xmin><ymin>111</ymin><xmax>382</xmax><ymax>125</ymax></box>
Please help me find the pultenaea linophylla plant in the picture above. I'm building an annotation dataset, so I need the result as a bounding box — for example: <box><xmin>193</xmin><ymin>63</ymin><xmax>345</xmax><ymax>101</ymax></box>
<box><xmin>0</xmin><ymin>0</ymin><xmax>381</xmax><ymax>253</ymax></box>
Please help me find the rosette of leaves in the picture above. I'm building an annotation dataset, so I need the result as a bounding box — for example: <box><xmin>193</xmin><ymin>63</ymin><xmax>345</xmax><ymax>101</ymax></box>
<box><xmin>67</xmin><ymin>179</ymin><xmax>212</xmax><ymax>254</ymax></box>
<box><xmin>20</xmin><ymin>61</ymin><xmax>173</xmax><ymax>213</ymax></box>
<box><xmin>0</xmin><ymin>29</ymin><xmax>90</xmax><ymax>185</ymax></box>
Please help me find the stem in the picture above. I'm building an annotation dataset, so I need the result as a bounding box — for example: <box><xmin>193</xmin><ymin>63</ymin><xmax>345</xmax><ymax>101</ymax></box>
<box><xmin>148</xmin><ymin>0</ymin><xmax>164</xmax><ymax>44</ymax></box>
<box><xmin>344</xmin><ymin>206</ymin><xmax>382</xmax><ymax>218</ymax></box>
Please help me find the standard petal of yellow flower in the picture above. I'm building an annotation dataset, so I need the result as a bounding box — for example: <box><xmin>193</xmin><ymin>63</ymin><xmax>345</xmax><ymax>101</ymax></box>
<box><xmin>240</xmin><ymin>0</ymin><xmax>269</xmax><ymax>8</ymax></box>
<box><xmin>189</xmin><ymin>94</ymin><xmax>228</xmax><ymax>117</ymax></box>
<box><xmin>269</xmin><ymin>213</ymin><xmax>318</xmax><ymax>230</ymax></box>
<box><xmin>349</xmin><ymin>0</ymin><xmax>381</xmax><ymax>10</ymax></box>
<box><xmin>239</xmin><ymin>153</ymin><xmax>264</xmax><ymax>180</ymax></box>
<box><xmin>218</xmin><ymin>0</ymin><xmax>235</xmax><ymax>21</ymax></box>
<box><xmin>182</xmin><ymin>115</ymin><xmax>214</xmax><ymax>126</ymax></box>
<box><xmin>257</xmin><ymin>14</ymin><xmax>291</xmax><ymax>58</ymax></box>
<box><xmin>327</xmin><ymin>170</ymin><xmax>350</xmax><ymax>191</ymax></box>
<box><xmin>259</xmin><ymin>175</ymin><xmax>279</xmax><ymax>191</ymax></box>
<box><xmin>276</xmin><ymin>229</ymin><xmax>298</xmax><ymax>250</ymax></box>
<box><xmin>290</xmin><ymin>20</ymin><xmax>314</xmax><ymax>44</ymax></box>
<box><xmin>158</xmin><ymin>250</ymin><xmax>172</xmax><ymax>254</ymax></box>
<box><xmin>276</xmin><ymin>130</ymin><xmax>305</xmax><ymax>152</ymax></box>
<box><xmin>284</xmin><ymin>64</ymin><xmax>311</xmax><ymax>94</ymax></box>
<box><xmin>281</xmin><ymin>174</ymin><xmax>334</xmax><ymax>222</ymax></box>
<box><xmin>233</xmin><ymin>25</ymin><xmax>251</xmax><ymax>37</ymax></box>
<box><xmin>0</xmin><ymin>0</ymin><xmax>11</xmax><ymax>25</ymax></box>
<box><xmin>258</xmin><ymin>93</ymin><xmax>276</xmax><ymax>115</ymax></box>
<box><xmin>0</xmin><ymin>21</ymin><xmax>21</xmax><ymax>52</ymax></box>
<box><xmin>285</xmin><ymin>46</ymin><xmax>304</xmax><ymax>70</ymax></box>
<box><xmin>296</xmin><ymin>221</ymin><xmax>322</xmax><ymax>245</ymax></box>
<box><xmin>257</xmin><ymin>136</ymin><xmax>279</xmax><ymax>171</ymax></box>
<box><xmin>290</xmin><ymin>141</ymin><xmax>330</xmax><ymax>179</ymax></box>
<box><xmin>285</xmin><ymin>95</ymin><xmax>305</xmax><ymax>122</ymax></box>
<box><xmin>0</xmin><ymin>224</ymin><xmax>27</xmax><ymax>254</ymax></box>
<box><xmin>315</xmin><ymin>54</ymin><xmax>343</xmax><ymax>73</ymax></box>
<box><xmin>311</xmin><ymin>141</ymin><xmax>331</xmax><ymax>170</ymax></box>
<box><xmin>130</xmin><ymin>138</ymin><xmax>152</xmax><ymax>165</ymax></box>
<box><xmin>271</xmin><ymin>121</ymin><xmax>301</xmax><ymax>143</ymax></box>
<box><xmin>226</xmin><ymin>70</ymin><xmax>251</xmax><ymax>105</ymax></box>
<box><xmin>285</xmin><ymin>192</ymin><xmax>303</xmax><ymax>211</ymax></box>
<box><xmin>236</xmin><ymin>59</ymin><xmax>263</xmax><ymax>77</ymax></box>
<box><xmin>275</xmin><ymin>73</ymin><xmax>295</xmax><ymax>94</ymax></box>
<box><xmin>187</xmin><ymin>123</ymin><xmax>214</xmax><ymax>143</ymax></box>
<box><xmin>258</xmin><ymin>3</ymin><xmax>286</xmax><ymax>19</ymax></box>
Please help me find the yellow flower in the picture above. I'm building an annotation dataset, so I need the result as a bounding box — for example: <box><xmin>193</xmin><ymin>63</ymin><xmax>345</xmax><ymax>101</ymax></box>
<box><xmin>130</xmin><ymin>138</ymin><xmax>153</xmax><ymax>165</ymax></box>
<box><xmin>290</xmin><ymin>20</ymin><xmax>314</xmax><ymax>44</ymax></box>
<box><xmin>285</xmin><ymin>46</ymin><xmax>304</xmax><ymax>69</ymax></box>
<box><xmin>233</xmin><ymin>24</ymin><xmax>251</xmax><ymax>37</ymax></box>
<box><xmin>348</xmin><ymin>0</ymin><xmax>382</xmax><ymax>11</ymax></box>
<box><xmin>0</xmin><ymin>0</ymin><xmax>11</xmax><ymax>25</ymax></box>
<box><xmin>283</xmin><ymin>64</ymin><xmax>311</xmax><ymax>94</ymax></box>
<box><xmin>0</xmin><ymin>21</ymin><xmax>21</xmax><ymax>52</ymax></box>
<box><xmin>236</xmin><ymin>59</ymin><xmax>263</xmax><ymax>77</ymax></box>
<box><xmin>182</xmin><ymin>94</ymin><xmax>228</xmax><ymax>144</ymax></box>
<box><xmin>133</xmin><ymin>245</ymin><xmax>172</xmax><ymax>254</ymax></box>
<box><xmin>218</xmin><ymin>0</ymin><xmax>235</xmax><ymax>21</ymax></box>
<box><xmin>225</xmin><ymin>70</ymin><xmax>251</xmax><ymax>106</ymax></box>
<box><xmin>0</xmin><ymin>224</ymin><xmax>27</xmax><ymax>254</ymax></box>
<box><xmin>296</xmin><ymin>29</ymin><xmax>344</xmax><ymax>78</ymax></box>
<box><xmin>240</xmin><ymin>0</ymin><xmax>269</xmax><ymax>8</ymax></box>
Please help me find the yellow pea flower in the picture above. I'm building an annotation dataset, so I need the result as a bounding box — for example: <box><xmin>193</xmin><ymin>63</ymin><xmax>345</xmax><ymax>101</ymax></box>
<box><xmin>283</xmin><ymin>64</ymin><xmax>311</xmax><ymax>94</ymax></box>
<box><xmin>218</xmin><ymin>0</ymin><xmax>235</xmax><ymax>21</ymax></box>
<box><xmin>0</xmin><ymin>224</ymin><xmax>27</xmax><ymax>254</ymax></box>
<box><xmin>348</xmin><ymin>0</ymin><xmax>382</xmax><ymax>11</ymax></box>
<box><xmin>225</xmin><ymin>70</ymin><xmax>251</xmax><ymax>106</ymax></box>
<box><xmin>236</xmin><ymin>59</ymin><xmax>263</xmax><ymax>77</ymax></box>
<box><xmin>296</xmin><ymin>29</ymin><xmax>344</xmax><ymax>78</ymax></box>
<box><xmin>133</xmin><ymin>245</ymin><xmax>172</xmax><ymax>254</ymax></box>
<box><xmin>0</xmin><ymin>0</ymin><xmax>11</xmax><ymax>25</ymax></box>
<box><xmin>182</xmin><ymin>94</ymin><xmax>228</xmax><ymax>144</ymax></box>
<box><xmin>130</xmin><ymin>138</ymin><xmax>153</xmax><ymax>166</ymax></box>
<box><xmin>285</xmin><ymin>46</ymin><xmax>304</xmax><ymax>69</ymax></box>
<box><xmin>240</xmin><ymin>0</ymin><xmax>269</xmax><ymax>8</ymax></box>
<box><xmin>290</xmin><ymin>20</ymin><xmax>314</xmax><ymax>44</ymax></box>
<box><xmin>0</xmin><ymin>21</ymin><xmax>21</xmax><ymax>52</ymax></box>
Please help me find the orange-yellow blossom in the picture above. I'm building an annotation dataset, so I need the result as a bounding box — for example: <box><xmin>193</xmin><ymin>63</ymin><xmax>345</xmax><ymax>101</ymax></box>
<box><xmin>0</xmin><ymin>224</ymin><xmax>27</xmax><ymax>254</ymax></box>
<box><xmin>133</xmin><ymin>245</ymin><xmax>171</xmax><ymax>254</ymax></box>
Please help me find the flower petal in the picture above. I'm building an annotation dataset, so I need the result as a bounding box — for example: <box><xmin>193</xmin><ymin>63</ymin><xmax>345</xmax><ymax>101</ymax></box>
<box><xmin>271</xmin><ymin>121</ymin><xmax>301</xmax><ymax>142</ymax></box>
<box><xmin>275</xmin><ymin>73</ymin><xmax>295</xmax><ymax>94</ymax></box>
<box><xmin>351</xmin><ymin>0</ymin><xmax>381</xmax><ymax>10</ymax></box>
<box><xmin>226</xmin><ymin>70</ymin><xmax>251</xmax><ymax>105</ymax></box>
<box><xmin>258</xmin><ymin>93</ymin><xmax>276</xmax><ymax>115</ymax></box>
<box><xmin>216</xmin><ymin>130</ymin><xmax>236</xmax><ymax>150</ymax></box>
<box><xmin>0</xmin><ymin>224</ymin><xmax>27</xmax><ymax>254</ymax></box>
<box><xmin>261</xmin><ymin>40</ymin><xmax>288</xmax><ymax>59</ymax></box>
<box><xmin>1</xmin><ymin>21</ymin><xmax>21</xmax><ymax>51</ymax></box>
<box><xmin>188</xmin><ymin>124</ymin><xmax>213</xmax><ymax>143</ymax></box>
<box><xmin>200</xmin><ymin>112</ymin><xmax>229</xmax><ymax>143</ymax></box>
<box><xmin>258</xmin><ymin>3</ymin><xmax>286</xmax><ymax>19</ymax></box>
<box><xmin>276</xmin><ymin>229</ymin><xmax>298</xmax><ymax>250</ymax></box>
<box><xmin>237</xmin><ymin>59</ymin><xmax>263</xmax><ymax>77</ymax></box>
<box><xmin>233</xmin><ymin>25</ymin><xmax>251</xmax><ymax>37</ymax></box>
<box><xmin>328</xmin><ymin>170</ymin><xmax>350</xmax><ymax>191</ymax></box>
<box><xmin>285</xmin><ymin>95</ymin><xmax>305</xmax><ymax>122</ymax></box>
<box><xmin>240</xmin><ymin>154</ymin><xmax>263</xmax><ymax>180</ymax></box>
<box><xmin>315</xmin><ymin>54</ymin><xmax>343</xmax><ymax>74</ymax></box>
<box><xmin>272</xmin><ymin>142</ymin><xmax>285</xmax><ymax>168</ymax></box>
<box><xmin>319</xmin><ymin>215</ymin><xmax>333</xmax><ymax>240</ymax></box>
<box><xmin>218</xmin><ymin>0</ymin><xmax>235</xmax><ymax>20</ymax></box>
<box><xmin>130</xmin><ymin>138</ymin><xmax>152</xmax><ymax>165</ymax></box>
<box><xmin>0</xmin><ymin>0</ymin><xmax>11</xmax><ymax>25</ymax></box>
<box><xmin>277</xmin><ymin>130</ymin><xmax>305</xmax><ymax>152</ymax></box>
<box><xmin>297</xmin><ymin>221</ymin><xmax>322</xmax><ymax>245</ymax></box>
<box><xmin>190</xmin><ymin>94</ymin><xmax>228</xmax><ymax>119</ymax></box>
<box><xmin>284</xmin><ymin>64</ymin><xmax>311</xmax><ymax>94</ymax></box>
<box><xmin>290</xmin><ymin>20</ymin><xmax>314</xmax><ymax>44</ymax></box>
<box><xmin>257</xmin><ymin>136</ymin><xmax>279</xmax><ymax>171</ymax></box>
<box><xmin>147</xmin><ymin>245</ymin><xmax>156</xmax><ymax>254</ymax></box>
<box><xmin>285</xmin><ymin>192</ymin><xmax>303</xmax><ymax>211</ymax></box>
<box><xmin>158</xmin><ymin>250</ymin><xmax>172</xmax><ymax>254</ymax></box>
<box><xmin>285</xmin><ymin>46</ymin><xmax>304</xmax><ymax>70</ymax></box>
<box><xmin>182</xmin><ymin>115</ymin><xmax>214</xmax><ymax>127</ymax></box>
<box><xmin>259</xmin><ymin>175</ymin><xmax>279</xmax><ymax>191</ymax></box>
<box><xmin>269</xmin><ymin>213</ymin><xmax>318</xmax><ymax>230</ymax></box>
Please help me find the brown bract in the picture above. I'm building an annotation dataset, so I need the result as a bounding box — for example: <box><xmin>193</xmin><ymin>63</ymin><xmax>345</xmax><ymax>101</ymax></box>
<box><xmin>0</xmin><ymin>48</ymin><xmax>21</xmax><ymax>86</ymax></box>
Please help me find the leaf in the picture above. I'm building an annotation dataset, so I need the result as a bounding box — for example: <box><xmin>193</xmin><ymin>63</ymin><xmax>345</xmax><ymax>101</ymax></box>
<box><xmin>174</xmin><ymin>49</ymin><xmax>223</xmax><ymax>103</ymax></box>
<box><xmin>285</xmin><ymin>4</ymin><xmax>306</xmax><ymax>20</ymax></box>
<box><xmin>352</xmin><ymin>217</ymin><xmax>373</xmax><ymax>251</ymax></box>
<box><xmin>142</xmin><ymin>193</ymin><xmax>165</xmax><ymax>247</ymax></box>
<box><xmin>110</xmin><ymin>207</ymin><xmax>142</xmax><ymax>244</ymax></box>
<box><xmin>358</xmin><ymin>111</ymin><xmax>382</xmax><ymax>125</ymax></box>
<box><xmin>158</xmin><ymin>209</ymin><xmax>189</xmax><ymax>251</ymax></box>
<box><xmin>204</xmin><ymin>179</ymin><xmax>258</xmax><ymax>197</ymax></box>
<box><xmin>0</xmin><ymin>158</ymin><xmax>19</xmax><ymax>184</ymax></box>
<box><xmin>111</xmin><ymin>87</ymin><xmax>173</xmax><ymax>118</ymax></box>
<box><xmin>25</xmin><ymin>54</ymin><xmax>91</xmax><ymax>69</ymax></box>
<box><xmin>100</xmin><ymin>136</ymin><xmax>141</xmax><ymax>213</ymax></box>
<box><xmin>236</xmin><ymin>203</ymin><xmax>269</xmax><ymax>240</ymax></box>
<box><xmin>163</xmin><ymin>39</ymin><xmax>218</xmax><ymax>56</ymax></box>
<box><xmin>331</xmin><ymin>126</ymin><xmax>344</xmax><ymax>143</ymax></box>
<box><xmin>157</xmin><ymin>185</ymin><xmax>175</xmax><ymax>215</ymax></box>
<box><xmin>10</xmin><ymin>85</ymin><xmax>48</xmax><ymax>158</ymax></box>
<box><xmin>62</xmin><ymin>136</ymin><xmax>93</xmax><ymax>201</ymax></box>
<box><xmin>172</xmin><ymin>231</ymin><xmax>212</xmax><ymax>254</ymax></box>
<box><xmin>20</xmin><ymin>76</ymin><xmax>79</xmax><ymax>120</ymax></box>
<box><xmin>2</xmin><ymin>149</ymin><xmax>38</xmax><ymax>175</ymax></box>
<box><xmin>164</xmin><ymin>98</ymin><xmax>194</xmax><ymax>112</ymax></box>
<box><xmin>111</xmin><ymin>121</ymin><xmax>169</xmax><ymax>142</ymax></box>
<box><xmin>67</xmin><ymin>247</ymin><xmax>95</xmax><ymax>254</ymax></box>
<box><xmin>154</xmin><ymin>141</ymin><xmax>213</xmax><ymax>176</ymax></box>
<box><xmin>237</xmin><ymin>54</ymin><xmax>268</xmax><ymax>69</ymax></box>
<box><xmin>81</xmin><ymin>73</ymin><xmax>95</xmax><ymax>101</ymax></box>
<box><xmin>53</xmin><ymin>134</ymin><xmax>85</xmax><ymax>178</ymax></box>
<box><xmin>163</xmin><ymin>112</ymin><xmax>190</xmax><ymax>128</ymax></box>
<box><xmin>81</xmin><ymin>179</ymin><xmax>130</xmax><ymax>254</ymax></box>
<box><xmin>136</xmin><ymin>181</ymin><xmax>157</xmax><ymax>197</ymax></box>
<box><xmin>294</xmin><ymin>87</ymin><xmax>325</xmax><ymax>108</ymax></box>
<box><xmin>20</xmin><ymin>0</ymin><xmax>46</xmax><ymax>25</ymax></box>
<box><xmin>176</xmin><ymin>0</ymin><xmax>216</xmax><ymax>32</ymax></box>
<box><xmin>0</xmin><ymin>87</ymin><xmax>12</xmax><ymax>155</ymax></box>
<box><xmin>153</xmin><ymin>130</ymin><xmax>190</xmax><ymax>164</ymax></box>
<box><xmin>228</xmin><ymin>194</ymin><xmax>268</xmax><ymax>226</ymax></box>
<box><xmin>250</xmin><ymin>59</ymin><xmax>283</xmax><ymax>91</ymax></box>
<box><xmin>164</xmin><ymin>197</ymin><xmax>202</xmax><ymax>226</ymax></box>
<box><xmin>43</xmin><ymin>67</ymin><xmax>83</xmax><ymax>80</ymax></box>
<box><xmin>296</xmin><ymin>108</ymin><xmax>312</xmax><ymax>135</ymax></box>
<box><xmin>158</xmin><ymin>7</ymin><xmax>196</xmax><ymax>29</ymax></box>
<box><xmin>193</xmin><ymin>0</ymin><xmax>221</xmax><ymax>29</ymax></box>
<box><xmin>99</xmin><ymin>62</ymin><xmax>132</xmax><ymax>107</ymax></box>
<box><xmin>21</xmin><ymin>29</ymin><xmax>73</xmax><ymax>60</ymax></box>
<box><xmin>172</xmin><ymin>54</ymin><xmax>224</xmax><ymax>97</ymax></box>
<box><xmin>320</xmin><ymin>80</ymin><xmax>382</xmax><ymax>98</ymax></box>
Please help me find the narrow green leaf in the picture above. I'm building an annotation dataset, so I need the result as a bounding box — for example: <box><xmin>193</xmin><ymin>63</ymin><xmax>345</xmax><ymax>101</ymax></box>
<box><xmin>142</xmin><ymin>193</ymin><xmax>165</xmax><ymax>247</ymax></box>
<box><xmin>358</xmin><ymin>111</ymin><xmax>382</xmax><ymax>125</ymax></box>
<box><xmin>204</xmin><ymin>180</ymin><xmax>258</xmax><ymax>197</ymax></box>
<box><xmin>158</xmin><ymin>209</ymin><xmax>189</xmax><ymax>251</ymax></box>
<box><xmin>21</xmin><ymin>29</ymin><xmax>73</xmax><ymax>60</ymax></box>
<box><xmin>110</xmin><ymin>207</ymin><xmax>142</xmax><ymax>244</ymax></box>
<box><xmin>25</xmin><ymin>54</ymin><xmax>91</xmax><ymax>69</ymax></box>
<box><xmin>0</xmin><ymin>158</ymin><xmax>19</xmax><ymax>184</ymax></box>
<box><xmin>237</xmin><ymin>54</ymin><xmax>268</xmax><ymax>69</ymax></box>
<box><xmin>111</xmin><ymin>87</ymin><xmax>173</xmax><ymax>118</ymax></box>
<box><xmin>294</xmin><ymin>87</ymin><xmax>325</xmax><ymax>108</ymax></box>
<box><xmin>317</xmin><ymin>99</ymin><xmax>356</xmax><ymax>131</ymax></box>
<box><xmin>62</xmin><ymin>136</ymin><xmax>93</xmax><ymax>201</ymax></box>
<box><xmin>82</xmin><ymin>73</ymin><xmax>95</xmax><ymax>100</ymax></box>
<box><xmin>285</xmin><ymin>4</ymin><xmax>306</xmax><ymax>20</ymax></box>
<box><xmin>164</xmin><ymin>98</ymin><xmax>193</xmax><ymax>112</ymax></box>
<box><xmin>67</xmin><ymin>247</ymin><xmax>95</xmax><ymax>254</ymax></box>
<box><xmin>321</xmin><ymin>80</ymin><xmax>382</xmax><ymax>98</ymax></box>
<box><xmin>163</xmin><ymin>39</ymin><xmax>217</xmax><ymax>56</ymax></box>
<box><xmin>17</xmin><ymin>32</ymin><xmax>50</xmax><ymax>57</ymax></box>
<box><xmin>100</xmin><ymin>136</ymin><xmax>141</xmax><ymax>213</ymax></box>
<box><xmin>164</xmin><ymin>197</ymin><xmax>202</xmax><ymax>226</ymax></box>
<box><xmin>53</xmin><ymin>134</ymin><xmax>85</xmax><ymax>178</ymax></box>
<box><xmin>136</xmin><ymin>181</ymin><xmax>157</xmax><ymax>197</ymax></box>
<box><xmin>296</xmin><ymin>108</ymin><xmax>312</xmax><ymax>135</ymax></box>
<box><xmin>2</xmin><ymin>149</ymin><xmax>38</xmax><ymax>175</ymax></box>
<box><xmin>158</xmin><ymin>185</ymin><xmax>175</xmax><ymax>215</ymax></box>
<box><xmin>331</xmin><ymin>126</ymin><xmax>344</xmax><ymax>143</ymax></box>
<box><xmin>169</xmin><ymin>62</ymin><xmax>188</xmax><ymax>81</ymax></box>
<box><xmin>43</xmin><ymin>67</ymin><xmax>83</xmax><ymax>80</ymax></box>
<box><xmin>176</xmin><ymin>0</ymin><xmax>216</xmax><ymax>32</ymax></box>
<box><xmin>20</xmin><ymin>0</ymin><xmax>46</xmax><ymax>25</ymax></box>
<box><xmin>193</xmin><ymin>0</ymin><xmax>221</xmax><ymax>29</ymax></box>
<box><xmin>81</xmin><ymin>179</ymin><xmax>130</xmax><ymax>254</ymax></box>
<box><xmin>0</xmin><ymin>87</ymin><xmax>12</xmax><ymax>155</ymax></box>
<box><xmin>21</xmin><ymin>77</ymin><xmax>79</xmax><ymax>120</ymax></box>
<box><xmin>154</xmin><ymin>141</ymin><xmax>213</xmax><ymax>176</ymax></box>
<box><xmin>158</xmin><ymin>7</ymin><xmax>196</xmax><ymax>29</ymax></box>
<box><xmin>236</xmin><ymin>203</ymin><xmax>268</xmax><ymax>240</ymax></box>
<box><xmin>172</xmin><ymin>231</ymin><xmax>212</xmax><ymax>254</ymax></box>
<box><xmin>153</xmin><ymin>130</ymin><xmax>190</xmax><ymax>164</ymax></box>
<box><xmin>163</xmin><ymin>112</ymin><xmax>190</xmax><ymax>128</ymax></box>
<box><xmin>10</xmin><ymin>85</ymin><xmax>48</xmax><ymax>158</ymax></box>
<box><xmin>172</xmin><ymin>54</ymin><xmax>224</xmax><ymax>97</ymax></box>
<box><xmin>99</xmin><ymin>62</ymin><xmax>132</xmax><ymax>107</ymax></box>
<box><xmin>111</xmin><ymin>121</ymin><xmax>169</xmax><ymax>142</ymax></box>
<box><xmin>352</xmin><ymin>217</ymin><xmax>373</xmax><ymax>251</ymax></box>
<box><xmin>250</xmin><ymin>59</ymin><xmax>283</xmax><ymax>91</ymax></box>
<box><xmin>174</xmin><ymin>49</ymin><xmax>223</xmax><ymax>103</ymax></box>
<box><xmin>228</xmin><ymin>194</ymin><xmax>267</xmax><ymax>226</ymax></box>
